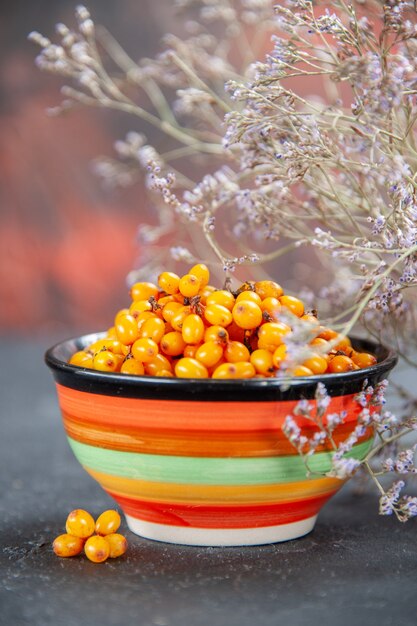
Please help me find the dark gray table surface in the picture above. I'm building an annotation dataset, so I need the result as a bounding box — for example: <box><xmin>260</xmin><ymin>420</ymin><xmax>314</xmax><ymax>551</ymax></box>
<box><xmin>1</xmin><ymin>336</ymin><xmax>416</xmax><ymax>626</ymax></box>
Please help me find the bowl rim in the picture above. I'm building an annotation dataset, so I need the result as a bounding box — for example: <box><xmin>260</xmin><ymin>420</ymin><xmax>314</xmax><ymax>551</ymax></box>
<box><xmin>45</xmin><ymin>332</ymin><xmax>398</xmax><ymax>401</ymax></box>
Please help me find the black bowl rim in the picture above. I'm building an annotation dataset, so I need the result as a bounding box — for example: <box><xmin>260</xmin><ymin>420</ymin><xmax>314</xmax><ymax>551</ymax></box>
<box><xmin>45</xmin><ymin>332</ymin><xmax>398</xmax><ymax>402</ymax></box>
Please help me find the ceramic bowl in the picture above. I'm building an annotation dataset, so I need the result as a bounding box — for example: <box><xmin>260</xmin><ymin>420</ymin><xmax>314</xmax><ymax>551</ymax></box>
<box><xmin>45</xmin><ymin>334</ymin><xmax>396</xmax><ymax>547</ymax></box>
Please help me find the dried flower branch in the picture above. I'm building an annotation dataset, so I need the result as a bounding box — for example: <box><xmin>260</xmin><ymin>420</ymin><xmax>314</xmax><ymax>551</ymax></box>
<box><xmin>30</xmin><ymin>0</ymin><xmax>417</xmax><ymax>517</ymax></box>
<box><xmin>284</xmin><ymin>380</ymin><xmax>417</xmax><ymax>521</ymax></box>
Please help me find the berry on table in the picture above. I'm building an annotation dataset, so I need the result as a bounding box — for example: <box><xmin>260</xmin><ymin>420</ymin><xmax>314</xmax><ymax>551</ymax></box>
<box><xmin>84</xmin><ymin>535</ymin><xmax>110</xmax><ymax>563</ymax></box>
<box><xmin>104</xmin><ymin>533</ymin><xmax>128</xmax><ymax>558</ymax></box>
<box><xmin>53</xmin><ymin>534</ymin><xmax>85</xmax><ymax>558</ymax></box>
<box><xmin>95</xmin><ymin>510</ymin><xmax>121</xmax><ymax>536</ymax></box>
<box><xmin>65</xmin><ymin>509</ymin><xmax>95</xmax><ymax>539</ymax></box>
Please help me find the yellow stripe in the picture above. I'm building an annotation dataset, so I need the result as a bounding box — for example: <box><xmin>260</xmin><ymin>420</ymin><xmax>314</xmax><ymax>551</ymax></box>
<box><xmin>87</xmin><ymin>468</ymin><xmax>342</xmax><ymax>505</ymax></box>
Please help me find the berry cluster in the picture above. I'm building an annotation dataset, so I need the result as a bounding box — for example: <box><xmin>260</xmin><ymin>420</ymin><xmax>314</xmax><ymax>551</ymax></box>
<box><xmin>69</xmin><ymin>264</ymin><xmax>377</xmax><ymax>379</ymax></box>
<box><xmin>53</xmin><ymin>509</ymin><xmax>127</xmax><ymax>563</ymax></box>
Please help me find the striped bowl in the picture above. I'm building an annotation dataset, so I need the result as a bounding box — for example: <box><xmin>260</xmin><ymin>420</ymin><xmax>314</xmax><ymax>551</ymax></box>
<box><xmin>45</xmin><ymin>334</ymin><xmax>396</xmax><ymax>547</ymax></box>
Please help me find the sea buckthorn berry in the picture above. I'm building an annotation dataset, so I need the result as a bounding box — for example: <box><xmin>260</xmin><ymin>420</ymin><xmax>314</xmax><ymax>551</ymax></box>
<box><xmin>84</xmin><ymin>535</ymin><xmax>110</xmax><ymax>563</ymax></box>
<box><xmin>171</xmin><ymin>306</ymin><xmax>191</xmax><ymax>331</ymax></box>
<box><xmin>114</xmin><ymin>308</ymin><xmax>130</xmax><ymax>324</ymax></box>
<box><xmin>212</xmin><ymin>361</ymin><xmax>255</xmax><ymax>379</ymax></box>
<box><xmin>140</xmin><ymin>317</ymin><xmax>166</xmax><ymax>343</ymax></box>
<box><xmin>53</xmin><ymin>534</ymin><xmax>85</xmax><ymax>558</ymax></box>
<box><xmin>317</xmin><ymin>327</ymin><xmax>338</xmax><ymax>341</ymax></box>
<box><xmin>120</xmin><ymin>357</ymin><xmax>145</xmax><ymax>376</ymax></box>
<box><xmin>293</xmin><ymin>365</ymin><xmax>314</xmax><ymax>377</ymax></box>
<box><xmin>204</xmin><ymin>325</ymin><xmax>229</xmax><ymax>344</ymax></box>
<box><xmin>279</xmin><ymin>295</ymin><xmax>305</xmax><ymax>317</ymax></box>
<box><xmin>162</xmin><ymin>301</ymin><xmax>183</xmax><ymax>324</ymax></box>
<box><xmin>156</xmin><ymin>369</ymin><xmax>174</xmax><ymax>377</ymax></box>
<box><xmin>129</xmin><ymin>299</ymin><xmax>153</xmax><ymax>318</ymax></box>
<box><xmin>250</xmin><ymin>349</ymin><xmax>275</xmax><ymax>375</ymax></box>
<box><xmin>195</xmin><ymin>341</ymin><xmax>224</xmax><ymax>368</ymax></box>
<box><xmin>199</xmin><ymin>285</ymin><xmax>216</xmax><ymax>304</ymax></box>
<box><xmin>136</xmin><ymin>311</ymin><xmax>158</xmax><ymax>330</ymax></box>
<box><xmin>158</xmin><ymin>271</ymin><xmax>180</xmax><ymax>295</ymax></box>
<box><xmin>261</xmin><ymin>297</ymin><xmax>281</xmax><ymax>320</ymax></box>
<box><xmin>106</xmin><ymin>326</ymin><xmax>117</xmax><ymax>339</ymax></box>
<box><xmin>204</xmin><ymin>304</ymin><xmax>233</xmax><ymax>327</ymax></box>
<box><xmin>104</xmin><ymin>533</ymin><xmax>128</xmax><ymax>558</ymax></box>
<box><xmin>234</xmin><ymin>361</ymin><xmax>256</xmax><ymax>378</ymax></box>
<box><xmin>232</xmin><ymin>300</ymin><xmax>263</xmax><ymax>330</ymax></box>
<box><xmin>131</xmin><ymin>338</ymin><xmax>159</xmax><ymax>363</ymax></box>
<box><xmin>300</xmin><ymin>314</ymin><xmax>319</xmax><ymax>326</ymax></box>
<box><xmin>158</xmin><ymin>295</ymin><xmax>177</xmax><ymax>307</ymax></box>
<box><xmin>224</xmin><ymin>341</ymin><xmax>250</xmax><ymax>363</ymax></box>
<box><xmin>351</xmin><ymin>352</ymin><xmax>377</xmax><ymax>369</ymax></box>
<box><xmin>115</xmin><ymin>314</ymin><xmax>140</xmax><ymax>345</ymax></box>
<box><xmin>182</xmin><ymin>314</ymin><xmax>205</xmax><ymax>345</ymax></box>
<box><xmin>130</xmin><ymin>281</ymin><xmax>159</xmax><ymax>302</ymax></box>
<box><xmin>258</xmin><ymin>322</ymin><xmax>290</xmax><ymax>350</ymax></box>
<box><xmin>206</xmin><ymin>290</ymin><xmax>235</xmax><ymax>311</ymax></box>
<box><xmin>235</xmin><ymin>290</ymin><xmax>262</xmax><ymax>306</ymax></box>
<box><xmin>254</xmin><ymin>280</ymin><xmax>283</xmax><ymax>300</ymax></box>
<box><xmin>211</xmin><ymin>363</ymin><xmax>240</xmax><ymax>379</ymax></box>
<box><xmin>160</xmin><ymin>331</ymin><xmax>187</xmax><ymax>356</ymax></box>
<box><xmin>310</xmin><ymin>337</ymin><xmax>328</xmax><ymax>347</ymax></box>
<box><xmin>129</xmin><ymin>300</ymin><xmax>152</xmax><ymax>318</ymax></box>
<box><xmin>189</xmin><ymin>263</ymin><xmax>210</xmax><ymax>288</ymax></box>
<box><xmin>95</xmin><ymin>510</ymin><xmax>121</xmax><ymax>536</ymax></box>
<box><xmin>69</xmin><ymin>351</ymin><xmax>94</xmax><ymax>369</ymax></box>
<box><xmin>303</xmin><ymin>355</ymin><xmax>328</xmax><ymax>375</ymax></box>
<box><xmin>93</xmin><ymin>350</ymin><xmax>123</xmax><ymax>372</ymax></box>
<box><xmin>184</xmin><ymin>343</ymin><xmax>202</xmax><ymax>358</ymax></box>
<box><xmin>175</xmin><ymin>357</ymin><xmax>209</xmax><ymax>379</ymax></box>
<box><xmin>145</xmin><ymin>353</ymin><xmax>172</xmax><ymax>375</ymax></box>
<box><xmin>327</xmin><ymin>355</ymin><xmax>355</xmax><ymax>373</ymax></box>
<box><xmin>88</xmin><ymin>339</ymin><xmax>125</xmax><ymax>356</ymax></box>
<box><xmin>179</xmin><ymin>274</ymin><xmax>201</xmax><ymax>298</ymax></box>
<box><xmin>333</xmin><ymin>334</ymin><xmax>352</xmax><ymax>352</ymax></box>
<box><xmin>65</xmin><ymin>509</ymin><xmax>95</xmax><ymax>539</ymax></box>
<box><xmin>272</xmin><ymin>344</ymin><xmax>288</xmax><ymax>368</ymax></box>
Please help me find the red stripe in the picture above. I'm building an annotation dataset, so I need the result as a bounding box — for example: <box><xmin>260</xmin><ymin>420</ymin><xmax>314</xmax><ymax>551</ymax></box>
<box><xmin>108</xmin><ymin>491</ymin><xmax>336</xmax><ymax>529</ymax></box>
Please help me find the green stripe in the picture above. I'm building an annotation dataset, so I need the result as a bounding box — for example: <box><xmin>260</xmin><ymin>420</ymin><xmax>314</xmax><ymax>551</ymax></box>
<box><xmin>68</xmin><ymin>437</ymin><xmax>372</xmax><ymax>486</ymax></box>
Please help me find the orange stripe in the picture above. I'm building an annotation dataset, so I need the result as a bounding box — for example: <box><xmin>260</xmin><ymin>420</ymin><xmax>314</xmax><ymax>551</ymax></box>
<box><xmin>56</xmin><ymin>384</ymin><xmax>361</xmax><ymax>432</ymax></box>
<box><xmin>64</xmin><ymin>411</ymin><xmax>373</xmax><ymax>457</ymax></box>
<box><xmin>87</xmin><ymin>468</ymin><xmax>342</xmax><ymax>504</ymax></box>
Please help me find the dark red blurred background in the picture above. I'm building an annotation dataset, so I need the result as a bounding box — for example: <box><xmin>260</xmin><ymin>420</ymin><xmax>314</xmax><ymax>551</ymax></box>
<box><xmin>0</xmin><ymin>2</ymin><xmax>336</xmax><ymax>338</ymax></box>
<box><xmin>0</xmin><ymin>1</ymin><xmax>177</xmax><ymax>336</ymax></box>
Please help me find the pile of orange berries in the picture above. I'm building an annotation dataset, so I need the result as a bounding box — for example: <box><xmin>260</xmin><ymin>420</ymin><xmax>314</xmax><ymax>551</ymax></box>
<box><xmin>53</xmin><ymin>509</ymin><xmax>127</xmax><ymax>563</ymax></box>
<box><xmin>69</xmin><ymin>263</ymin><xmax>377</xmax><ymax>379</ymax></box>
